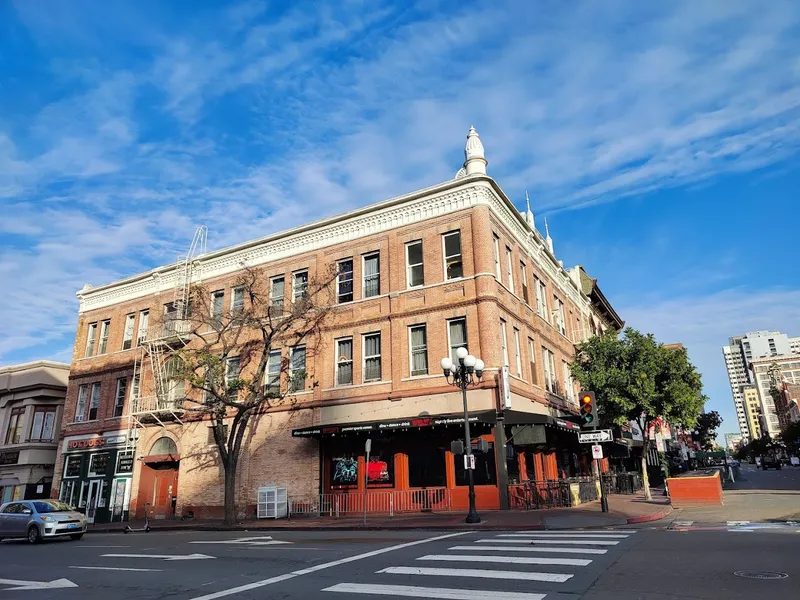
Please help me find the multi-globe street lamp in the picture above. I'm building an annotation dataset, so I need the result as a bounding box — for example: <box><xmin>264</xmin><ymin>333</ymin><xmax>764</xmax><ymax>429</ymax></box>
<box><xmin>440</xmin><ymin>347</ymin><xmax>485</xmax><ymax>524</ymax></box>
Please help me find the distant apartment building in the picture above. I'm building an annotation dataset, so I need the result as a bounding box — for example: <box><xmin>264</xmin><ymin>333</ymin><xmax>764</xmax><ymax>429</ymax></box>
<box><xmin>51</xmin><ymin>127</ymin><xmax>623</xmax><ymax>522</ymax></box>
<box><xmin>741</xmin><ymin>385</ymin><xmax>763</xmax><ymax>440</ymax></box>
<box><xmin>0</xmin><ymin>361</ymin><xmax>69</xmax><ymax>503</ymax></box>
<box><xmin>724</xmin><ymin>432</ymin><xmax>742</xmax><ymax>451</ymax></box>
<box><xmin>750</xmin><ymin>355</ymin><xmax>800</xmax><ymax>433</ymax></box>
<box><xmin>723</xmin><ymin>330</ymin><xmax>800</xmax><ymax>440</ymax></box>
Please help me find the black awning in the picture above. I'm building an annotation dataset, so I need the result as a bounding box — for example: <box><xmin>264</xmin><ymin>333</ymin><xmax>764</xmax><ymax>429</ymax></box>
<box><xmin>292</xmin><ymin>411</ymin><xmax>496</xmax><ymax>438</ymax></box>
<box><xmin>500</xmin><ymin>410</ymin><xmax>583</xmax><ymax>434</ymax></box>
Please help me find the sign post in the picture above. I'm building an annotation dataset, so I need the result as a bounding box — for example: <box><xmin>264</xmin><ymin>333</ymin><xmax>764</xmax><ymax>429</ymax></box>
<box><xmin>363</xmin><ymin>438</ymin><xmax>372</xmax><ymax>525</ymax></box>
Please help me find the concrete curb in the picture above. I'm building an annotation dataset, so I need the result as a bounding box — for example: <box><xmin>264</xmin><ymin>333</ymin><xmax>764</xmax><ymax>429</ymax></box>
<box><xmin>626</xmin><ymin>505</ymin><xmax>673</xmax><ymax>524</ymax></box>
<box><xmin>87</xmin><ymin>522</ymin><xmax>547</xmax><ymax>534</ymax></box>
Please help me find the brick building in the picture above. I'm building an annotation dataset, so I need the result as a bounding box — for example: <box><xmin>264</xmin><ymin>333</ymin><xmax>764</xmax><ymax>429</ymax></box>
<box><xmin>52</xmin><ymin>127</ymin><xmax>622</xmax><ymax>522</ymax></box>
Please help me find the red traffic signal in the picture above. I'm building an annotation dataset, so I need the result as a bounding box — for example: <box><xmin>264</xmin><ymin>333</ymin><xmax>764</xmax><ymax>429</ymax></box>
<box><xmin>579</xmin><ymin>391</ymin><xmax>597</xmax><ymax>428</ymax></box>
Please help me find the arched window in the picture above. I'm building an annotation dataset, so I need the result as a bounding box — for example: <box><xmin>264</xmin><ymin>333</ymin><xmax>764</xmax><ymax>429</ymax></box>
<box><xmin>150</xmin><ymin>437</ymin><xmax>178</xmax><ymax>456</ymax></box>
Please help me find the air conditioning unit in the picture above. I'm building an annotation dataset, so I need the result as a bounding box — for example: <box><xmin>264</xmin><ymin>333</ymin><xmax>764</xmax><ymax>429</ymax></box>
<box><xmin>257</xmin><ymin>486</ymin><xmax>287</xmax><ymax>519</ymax></box>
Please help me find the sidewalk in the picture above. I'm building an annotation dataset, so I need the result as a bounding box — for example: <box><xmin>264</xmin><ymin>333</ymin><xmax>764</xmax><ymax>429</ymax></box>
<box><xmin>88</xmin><ymin>494</ymin><xmax>671</xmax><ymax>533</ymax></box>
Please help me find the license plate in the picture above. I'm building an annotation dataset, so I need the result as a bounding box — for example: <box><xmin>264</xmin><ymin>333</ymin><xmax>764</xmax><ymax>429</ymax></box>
<box><xmin>68</xmin><ymin>523</ymin><xmax>78</xmax><ymax>529</ymax></box>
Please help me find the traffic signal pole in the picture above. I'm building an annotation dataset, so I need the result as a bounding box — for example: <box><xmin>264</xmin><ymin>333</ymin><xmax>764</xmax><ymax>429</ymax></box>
<box><xmin>580</xmin><ymin>391</ymin><xmax>608</xmax><ymax>513</ymax></box>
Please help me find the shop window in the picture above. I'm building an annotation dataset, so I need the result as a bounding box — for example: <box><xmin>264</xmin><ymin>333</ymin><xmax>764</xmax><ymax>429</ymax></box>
<box><xmin>59</xmin><ymin>479</ymin><xmax>81</xmax><ymax>508</ymax></box>
<box><xmin>366</xmin><ymin>447</ymin><xmax>394</xmax><ymax>488</ymax></box>
<box><xmin>506</xmin><ymin>445</ymin><xmax>521</xmax><ymax>484</ymax></box>
<box><xmin>88</xmin><ymin>453</ymin><xmax>110</xmax><ymax>477</ymax></box>
<box><xmin>64</xmin><ymin>454</ymin><xmax>82</xmax><ymax>478</ymax></box>
<box><xmin>408</xmin><ymin>444</ymin><xmax>447</xmax><ymax>488</ymax></box>
<box><xmin>330</xmin><ymin>455</ymin><xmax>359</xmax><ymax>489</ymax></box>
<box><xmin>454</xmin><ymin>441</ymin><xmax>497</xmax><ymax>486</ymax></box>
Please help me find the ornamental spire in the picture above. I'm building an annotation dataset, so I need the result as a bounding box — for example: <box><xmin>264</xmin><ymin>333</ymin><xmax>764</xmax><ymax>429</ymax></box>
<box><xmin>463</xmin><ymin>126</ymin><xmax>487</xmax><ymax>175</ymax></box>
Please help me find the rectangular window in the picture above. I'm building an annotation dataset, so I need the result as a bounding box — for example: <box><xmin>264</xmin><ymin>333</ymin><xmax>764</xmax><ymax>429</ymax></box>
<box><xmin>554</xmin><ymin>297</ymin><xmax>566</xmax><ymax>335</ymax></box>
<box><xmin>535</xmin><ymin>277</ymin><xmax>547</xmax><ymax>318</ymax></box>
<box><xmin>337</xmin><ymin>259</ymin><xmax>354</xmax><ymax>303</ymax></box>
<box><xmin>513</xmin><ymin>328</ymin><xmax>523</xmax><ymax>378</ymax></box>
<box><xmin>500</xmin><ymin>319</ymin><xmax>509</xmax><ymax>367</ymax></box>
<box><xmin>520</xmin><ymin>262</ymin><xmax>529</xmax><ymax>304</ymax></box>
<box><xmin>363</xmin><ymin>253</ymin><xmax>380</xmax><ymax>298</ymax></box>
<box><xmin>97</xmin><ymin>319</ymin><xmax>110</xmax><ymax>354</ymax></box>
<box><xmin>290</xmin><ymin>346</ymin><xmax>306</xmax><ymax>392</ymax></box>
<box><xmin>562</xmin><ymin>360</ymin><xmax>574</xmax><ymax>402</ymax></box>
<box><xmin>113</xmin><ymin>377</ymin><xmax>127</xmax><ymax>418</ymax></box>
<box><xmin>265</xmin><ymin>350</ymin><xmax>281</xmax><ymax>397</ymax></box>
<box><xmin>30</xmin><ymin>407</ymin><xmax>57</xmax><ymax>442</ymax></box>
<box><xmin>408</xmin><ymin>444</ymin><xmax>447</xmax><ymax>487</ymax></box>
<box><xmin>363</xmin><ymin>333</ymin><xmax>382</xmax><ymax>382</ymax></box>
<box><xmin>84</xmin><ymin>323</ymin><xmax>98</xmax><ymax>357</ymax></box>
<box><xmin>270</xmin><ymin>277</ymin><xmax>285</xmax><ymax>310</ymax></box>
<box><xmin>505</xmin><ymin>247</ymin><xmax>515</xmax><ymax>294</ymax></box>
<box><xmin>448</xmin><ymin>318</ymin><xmax>468</xmax><ymax>363</ymax></box>
<box><xmin>542</xmin><ymin>347</ymin><xmax>556</xmax><ymax>394</ymax></box>
<box><xmin>122</xmin><ymin>314</ymin><xmax>135</xmax><ymax>350</ymax></box>
<box><xmin>443</xmin><ymin>231</ymin><xmax>463</xmax><ymax>280</ymax></box>
<box><xmin>74</xmin><ymin>385</ymin><xmax>89</xmax><ymax>422</ymax></box>
<box><xmin>336</xmin><ymin>338</ymin><xmax>353</xmax><ymax>386</ymax></box>
<box><xmin>137</xmin><ymin>310</ymin><xmax>149</xmax><ymax>345</ymax></box>
<box><xmin>5</xmin><ymin>407</ymin><xmax>25</xmax><ymax>444</ymax></box>
<box><xmin>131</xmin><ymin>374</ymin><xmax>140</xmax><ymax>403</ymax></box>
<box><xmin>88</xmin><ymin>453</ymin><xmax>110</xmax><ymax>477</ymax></box>
<box><xmin>292</xmin><ymin>271</ymin><xmax>308</xmax><ymax>302</ymax></box>
<box><xmin>211</xmin><ymin>291</ymin><xmax>225</xmax><ymax>324</ymax></box>
<box><xmin>63</xmin><ymin>455</ymin><xmax>82</xmax><ymax>479</ymax></box>
<box><xmin>528</xmin><ymin>337</ymin><xmax>538</xmax><ymax>385</ymax></box>
<box><xmin>493</xmin><ymin>234</ymin><xmax>501</xmax><ymax>281</ymax></box>
<box><xmin>88</xmin><ymin>383</ymin><xmax>101</xmax><ymax>421</ymax></box>
<box><xmin>231</xmin><ymin>286</ymin><xmax>245</xmax><ymax>314</ymax></box>
<box><xmin>225</xmin><ymin>357</ymin><xmax>240</xmax><ymax>401</ymax></box>
<box><xmin>409</xmin><ymin>325</ymin><xmax>428</xmax><ymax>376</ymax></box>
<box><xmin>406</xmin><ymin>241</ymin><xmax>424</xmax><ymax>288</ymax></box>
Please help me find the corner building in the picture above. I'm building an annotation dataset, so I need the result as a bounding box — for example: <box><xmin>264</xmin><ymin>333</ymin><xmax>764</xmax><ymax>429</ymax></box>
<box><xmin>52</xmin><ymin>128</ymin><xmax>622</xmax><ymax>521</ymax></box>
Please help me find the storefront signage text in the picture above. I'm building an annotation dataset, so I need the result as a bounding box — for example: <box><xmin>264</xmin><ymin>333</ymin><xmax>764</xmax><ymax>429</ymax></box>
<box><xmin>0</xmin><ymin>451</ymin><xmax>20</xmax><ymax>465</ymax></box>
<box><xmin>67</xmin><ymin>435</ymin><xmax>126</xmax><ymax>450</ymax></box>
<box><xmin>292</xmin><ymin>416</ymin><xmax>480</xmax><ymax>437</ymax></box>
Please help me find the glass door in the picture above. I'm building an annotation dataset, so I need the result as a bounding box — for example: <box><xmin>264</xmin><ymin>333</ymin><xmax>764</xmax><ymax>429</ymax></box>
<box><xmin>85</xmin><ymin>480</ymin><xmax>103</xmax><ymax>523</ymax></box>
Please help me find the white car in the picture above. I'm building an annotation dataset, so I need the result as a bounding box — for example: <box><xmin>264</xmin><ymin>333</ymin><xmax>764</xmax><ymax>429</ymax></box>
<box><xmin>0</xmin><ymin>500</ymin><xmax>87</xmax><ymax>543</ymax></box>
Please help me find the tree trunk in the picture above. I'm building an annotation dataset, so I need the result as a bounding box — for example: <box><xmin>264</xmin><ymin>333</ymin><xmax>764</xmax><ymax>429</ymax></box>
<box><xmin>223</xmin><ymin>462</ymin><xmax>237</xmax><ymax>525</ymax></box>
<box><xmin>640</xmin><ymin>452</ymin><xmax>652</xmax><ymax>501</ymax></box>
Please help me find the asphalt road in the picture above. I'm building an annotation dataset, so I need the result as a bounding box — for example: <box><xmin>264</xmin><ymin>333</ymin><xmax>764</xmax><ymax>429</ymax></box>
<box><xmin>0</xmin><ymin>526</ymin><xmax>798</xmax><ymax>600</ymax></box>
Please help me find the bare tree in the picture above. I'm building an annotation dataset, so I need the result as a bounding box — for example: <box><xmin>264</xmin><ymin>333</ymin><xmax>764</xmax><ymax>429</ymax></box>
<box><xmin>164</xmin><ymin>265</ymin><xmax>336</xmax><ymax>525</ymax></box>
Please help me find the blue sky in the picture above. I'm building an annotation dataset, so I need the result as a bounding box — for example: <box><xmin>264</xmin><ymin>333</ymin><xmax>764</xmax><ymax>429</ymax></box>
<box><xmin>1</xmin><ymin>0</ymin><xmax>799</xmax><ymax>438</ymax></box>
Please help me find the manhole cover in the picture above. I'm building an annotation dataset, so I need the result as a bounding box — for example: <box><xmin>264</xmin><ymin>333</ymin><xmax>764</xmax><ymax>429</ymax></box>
<box><xmin>734</xmin><ymin>571</ymin><xmax>788</xmax><ymax>580</ymax></box>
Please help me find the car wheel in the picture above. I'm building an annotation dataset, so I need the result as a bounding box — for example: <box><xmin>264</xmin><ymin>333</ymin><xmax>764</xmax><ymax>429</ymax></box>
<box><xmin>70</xmin><ymin>533</ymin><xmax>84</xmax><ymax>541</ymax></box>
<box><xmin>27</xmin><ymin>526</ymin><xmax>41</xmax><ymax>544</ymax></box>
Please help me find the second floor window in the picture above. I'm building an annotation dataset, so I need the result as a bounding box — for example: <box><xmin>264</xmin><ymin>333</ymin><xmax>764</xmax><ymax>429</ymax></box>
<box><xmin>98</xmin><ymin>319</ymin><xmax>111</xmax><ymax>354</ymax></box>
<box><xmin>363</xmin><ymin>253</ymin><xmax>380</xmax><ymax>298</ymax></box>
<box><xmin>85</xmin><ymin>323</ymin><xmax>98</xmax><ymax>357</ymax></box>
<box><xmin>270</xmin><ymin>277</ymin><xmax>285</xmax><ymax>310</ymax></box>
<box><xmin>443</xmin><ymin>231</ymin><xmax>463</xmax><ymax>280</ymax></box>
<box><xmin>88</xmin><ymin>383</ymin><xmax>101</xmax><ymax>420</ymax></box>
<box><xmin>337</xmin><ymin>259</ymin><xmax>354</xmax><ymax>303</ymax></box>
<box><xmin>5</xmin><ymin>407</ymin><xmax>24</xmax><ymax>444</ymax></box>
<box><xmin>336</xmin><ymin>338</ymin><xmax>353</xmax><ymax>386</ymax></box>
<box><xmin>293</xmin><ymin>271</ymin><xmax>308</xmax><ymax>302</ymax></box>
<box><xmin>406</xmin><ymin>241</ymin><xmax>424</xmax><ymax>288</ymax></box>
<box><xmin>74</xmin><ymin>385</ymin><xmax>88</xmax><ymax>422</ymax></box>
<box><xmin>122</xmin><ymin>314</ymin><xmax>135</xmax><ymax>350</ymax></box>
<box><xmin>409</xmin><ymin>325</ymin><xmax>428</xmax><ymax>376</ymax></box>
<box><xmin>225</xmin><ymin>357</ymin><xmax>241</xmax><ymax>401</ymax></box>
<box><xmin>363</xmin><ymin>333</ymin><xmax>381</xmax><ymax>382</ymax></box>
<box><xmin>30</xmin><ymin>406</ymin><xmax>57</xmax><ymax>442</ymax></box>
<box><xmin>114</xmin><ymin>378</ymin><xmax>127</xmax><ymax>418</ymax></box>
<box><xmin>265</xmin><ymin>350</ymin><xmax>281</xmax><ymax>397</ymax></box>
<box><xmin>448</xmin><ymin>318</ymin><xmax>468</xmax><ymax>363</ymax></box>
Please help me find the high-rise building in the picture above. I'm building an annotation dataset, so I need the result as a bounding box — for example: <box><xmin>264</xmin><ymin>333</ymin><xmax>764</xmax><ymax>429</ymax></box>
<box><xmin>724</xmin><ymin>432</ymin><xmax>742</xmax><ymax>451</ymax></box>
<box><xmin>723</xmin><ymin>330</ymin><xmax>800</xmax><ymax>439</ymax></box>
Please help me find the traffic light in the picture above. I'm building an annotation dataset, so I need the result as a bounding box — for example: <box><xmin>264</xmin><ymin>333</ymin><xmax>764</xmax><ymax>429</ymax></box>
<box><xmin>579</xmin><ymin>391</ymin><xmax>597</xmax><ymax>428</ymax></box>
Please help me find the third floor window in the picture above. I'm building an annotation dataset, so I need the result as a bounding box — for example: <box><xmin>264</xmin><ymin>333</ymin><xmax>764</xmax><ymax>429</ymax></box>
<box><xmin>98</xmin><ymin>319</ymin><xmax>110</xmax><ymax>355</ymax></box>
<box><xmin>406</xmin><ymin>241</ymin><xmax>424</xmax><ymax>288</ymax></box>
<box><xmin>30</xmin><ymin>406</ymin><xmax>57</xmax><ymax>442</ymax></box>
<box><xmin>270</xmin><ymin>277</ymin><xmax>285</xmax><ymax>310</ymax></box>
<box><xmin>443</xmin><ymin>231</ymin><xmax>463</xmax><ymax>280</ymax></box>
<box><xmin>84</xmin><ymin>323</ymin><xmax>98</xmax><ymax>357</ymax></box>
<box><xmin>363</xmin><ymin>253</ymin><xmax>380</xmax><ymax>298</ymax></box>
<box><xmin>122</xmin><ymin>314</ymin><xmax>135</xmax><ymax>350</ymax></box>
<box><xmin>337</xmin><ymin>259</ymin><xmax>354</xmax><ymax>303</ymax></box>
<box><xmin>336</xmin><ymin>338</ymin><xmax>353</xmax><ymax>386</ymax></box>
<box><xmin>293</xmin><ymin>271</ymin><xmax>308</xmax><ymax>302</ymax></box>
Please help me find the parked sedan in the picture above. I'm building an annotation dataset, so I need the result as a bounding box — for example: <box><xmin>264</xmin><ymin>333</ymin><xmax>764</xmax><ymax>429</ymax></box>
<box><xmin>0</xmin><ymin>500</ymin><xmax>87</xmax><ymax>544</ymax></box>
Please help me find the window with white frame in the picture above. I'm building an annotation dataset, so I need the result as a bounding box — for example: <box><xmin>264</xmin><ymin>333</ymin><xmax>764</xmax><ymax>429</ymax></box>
<box><xmin>231</xmin><ymin>286</ymin><xmax>245</xmax><ymax>314</ymax></box>
<box><xmin>84</xmin><ymin>323</ymin><xmax>98</xmax><ymax>357</ymax></box>
<box><xmin>29</xmin><ymin>406</ymin><xmax>57</xmax><ymax>442</ymax></box>
<box><xmin>443</xmin><ymin>231</ymin><xmax>463</xmax><ymax>280</ymax></box>
<box><xmin>409</xmin><ymin>325</ymin><xmax>428</xmax><ymax>376</ymax></box>
<box><xmin>535</xmin><ymin>277</ymin><xmax>548</xmax><ymax>318</ymax></box>
<box><xmin>562</xmin><ymin>360</ymin><xmax>574</xmax><ymax>402</ymax></box>
<box><xmin>337</xmin><ymin>259</ymin><xmax>354</xmax><ymax>303</ymax></box>
<box><xmin>164</xmin><ymin>357</ymin><xmax>185</xmax><ymax>403</ymax></box>
<box><xmin>513</xmin><ymin>328</ymin><xmax>523</xmax><ymax>378</ymax></box>
<box><xmin>88</xmin><ymin>452</ymin><xmax>110</xmax><ymax>477</ymax></box>
<box><xmin>293</xmin><ymin>271</ymin><xmax>308</xmax><ymax>302</ymax></box>
<box><xmin>542</xmin><ymin>347</ymin><xmax>557</xmax><ymax>394</ymax></box>
<box><xmin>363</xmin><ymin>253</ymin><xmax>380</xmax><ymax>298</ymax></box>
<box><xmin>75</xmin><ymin>384</ymin><xmax>88</xmax><ymax>419</ymax></box>
<box><xmin>98</xmin><ymin>319</ymin><xmax>110</xmax><ymax>354</ymax></box>
<box><xmin>500</xmin><ymin>319</ymin><xmax>509</xmax><ymax>367</ymax></box>
<box><xmin>137</xmin><ymin>310</ymin><xmax>149</xmax><ymax>345</ymax></box>
<box><xmin>88</xmin><ymin>382</ymin><xmax>101</xmax><ymax>420</ymax></box>
<box><xmin>131</xmin><ymin>374</ymin><xmax>140</xmax><ymax>404</ymax></box>
<box><xmin>122</xmin><ymin>314</ymin><xmax>135</xmax><ymax>350</ymax></box>
<box><xmin>554</xmin><ymin>296</ymin><xmax>566</xmax><ymax>335</ymax></box>
<box><xmin>520</xmin><ymin>262</ymin><xmax>529</xmax><ymax>304</ymax></box>
<box><xmin>113</xmin><ymin>377</ymin><xmax>127</xmax><ymax>418</ymax></box>
<box><xmin>493</xmin><ymin>234</ymin><xmax>501</xmax><ymax>281</ymax></box>
<box><xmin>5</xmin><ymin>407</ymin><xmax>24</xmax><ymax>444</ymax></box>
<box><xmin>448</xmin><ymin>318</ymin><xmax>468</xmax><ymax>363</ymax></box>
<box><xmin>289</xmin><ymin>346</ymin><xmax>306</xmax><ymax>392</ymax></box>
<box><xmin>527</xmin><ymin>337</ymin><xmax>538</xmax><ymax>385</ymax></box>
<box><xmin>270</xmin><ymin>277</ymin><xmax>285</xmax><ymax>310</ymax></box>
<box><xmin>363</xmin><ymin>333</ymin><xmax>382</xmax><ymax>382</ymax></box>
<box><xmin>406</xmin><ymin>240</ymin><xmax>424</xmax><ymax>288</ymax></box>
<box><xmin>211</xmin><ymin>291</ymin><xmax>225</xmax><ymax>323</ymax></box>
<box><xmin>336</xmin><ymin>338</ymin><xmax>353</xmax><ymax>386</ymax></box>
<box><xmin>265</xmin><ymin>350</ymin><xmax>281</xmax><ymax>397</ymax></box>
<box><xmin>225</xmin><ymin>356</ymin><xmax>240</xmax><ymax>401</ymax></box>
<box><xmin>505</xmin><ymin>247</ymin><xmax>514</xmax><ymax>294</ymax></box>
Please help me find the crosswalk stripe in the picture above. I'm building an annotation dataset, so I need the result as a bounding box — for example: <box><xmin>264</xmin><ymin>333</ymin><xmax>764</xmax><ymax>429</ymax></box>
<box><xmin>495</xmin><ymin>537</ymin><xmax>618</xmax><ymax>546</ymax></box>
<box><xmin>508</xmin><ymin>531</ymin><xmax>631</xmax><ymax>536</ymax></box>
<box><xmin>452</xmin><ymin>545</ymin><xmax>608</xmax><ymax>555</ymax></box>
<box><xmin>501</xmin><ymin>533</ymin><xmax>629</xmax><ymax>539</ymax></box>
<box><xmin>417</xmin><ymin>554</ymin><xmax>592</xmax><ymax>566</ymax></box>
<box><xmin>378</xmin><ymin>566</ymin><xmax>573</xmax><ymax>583</ymax></box>
<box><xmin>322</xmin><ymin>583</ymin><xmax>547</xmax><ymax>599</ymax></box>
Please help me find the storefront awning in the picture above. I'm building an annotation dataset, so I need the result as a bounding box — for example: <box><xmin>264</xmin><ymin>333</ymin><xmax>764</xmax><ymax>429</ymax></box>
<box><xmin>501</xmin><ymin>411</ymin><xmax>583</xmax><ymax>434</ymax></box>
<box><xmin>291</xmin><ymin>412</ymin><xmax>495</xmax><ymax>438</ymax></box>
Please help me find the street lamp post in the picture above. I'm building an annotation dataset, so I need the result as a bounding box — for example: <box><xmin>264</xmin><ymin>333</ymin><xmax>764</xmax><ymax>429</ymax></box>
<box><xmin>441</xmin><ymin>347</ymin><xmax>485</xmax><ymax>524</ymax></box>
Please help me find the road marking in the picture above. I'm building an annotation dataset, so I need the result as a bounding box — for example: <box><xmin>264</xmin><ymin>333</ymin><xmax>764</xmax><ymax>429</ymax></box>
<box><xmin>511</xmin><ymin>530</ymin><xmax>631</xmax><ymax>536</ymax></box>
<box><xmin>102</xmin><ymin>553</ymin><xmax>215</xmax><ymax>561</ymax></box>
<box><xmin>727</xmin><ymin>521</ymin><xmax>750</xmax><ymax>526</ymax></box>
<box><xmin>495</xmin><ymin>537</ymin><xmax>618</xmax><ymax>546</ymax></box>
<box><xmin>323</xmin><ymin>583</ymin><xmax>547</xmax><ymax>599</ymax></box>
<box><xmin>502</xmin><ymin>533</ymin><xmax>629</xmax><ymax>539</ymax></box>
<box><xmin>188</xmin><ymin>532</ymin><xmax>470</xmax><ymax>600</ymax></box>
<box><xmin>454</xmin><ymin>545</ymin><xmax>608</xmax><ymax>555</ymax></box>
<box><xmin>672</xmin><ymin>521</ymin><xmax>694</xmax><ymax>527</ymax></box>
<box><xmin>378</xmin><ymin>566</ymin><xmax>573</xmax><ymax>583</ymax></box>
<box><xmin>418</xmin><ymin>554</ymin><xmax>592</xmax><ymax>566</ymax></box>
<box><xmin>77</xmin><ymin>545</ymin><xmax>130</xmax><ymax>548</ymax></box>
<box><xmin>190</xmin><ymin>536</ymin><xmax>291</xmax><ymax>546</ymax></box>
<box><xmin>70</xmin><ymin>566</ymin><xmax>163</xmax><ymax>572</ymax></box>
<box><xmin>0</xmin><ymin>578</ymin><xmax>78</xmax><ymax>591</ymax></box>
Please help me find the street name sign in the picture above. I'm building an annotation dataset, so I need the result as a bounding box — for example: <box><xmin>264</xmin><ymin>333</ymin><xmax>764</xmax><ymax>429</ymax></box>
<box><xmin>578</xmin><ymin>429</ymin><xmax>613</xmax><ymax>443</ymax></box>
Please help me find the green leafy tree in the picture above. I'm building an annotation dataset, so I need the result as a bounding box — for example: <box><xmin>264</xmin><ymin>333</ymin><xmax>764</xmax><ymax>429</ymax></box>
<box><xmin>570</xmin><ymin>328</ymin><xmax>705</xmax><ymax>500</ymax></box>
<box><xmin>694</xmin><ymin>411</ymin><xmax>723</xmax><ymax>451</ymax></box>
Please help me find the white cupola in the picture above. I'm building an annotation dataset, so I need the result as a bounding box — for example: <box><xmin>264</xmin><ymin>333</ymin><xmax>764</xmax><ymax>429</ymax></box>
<box><xmin>463</xmin><ymin>126</ymin><xmax>487</xmax><ymax>176</ymax></box>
